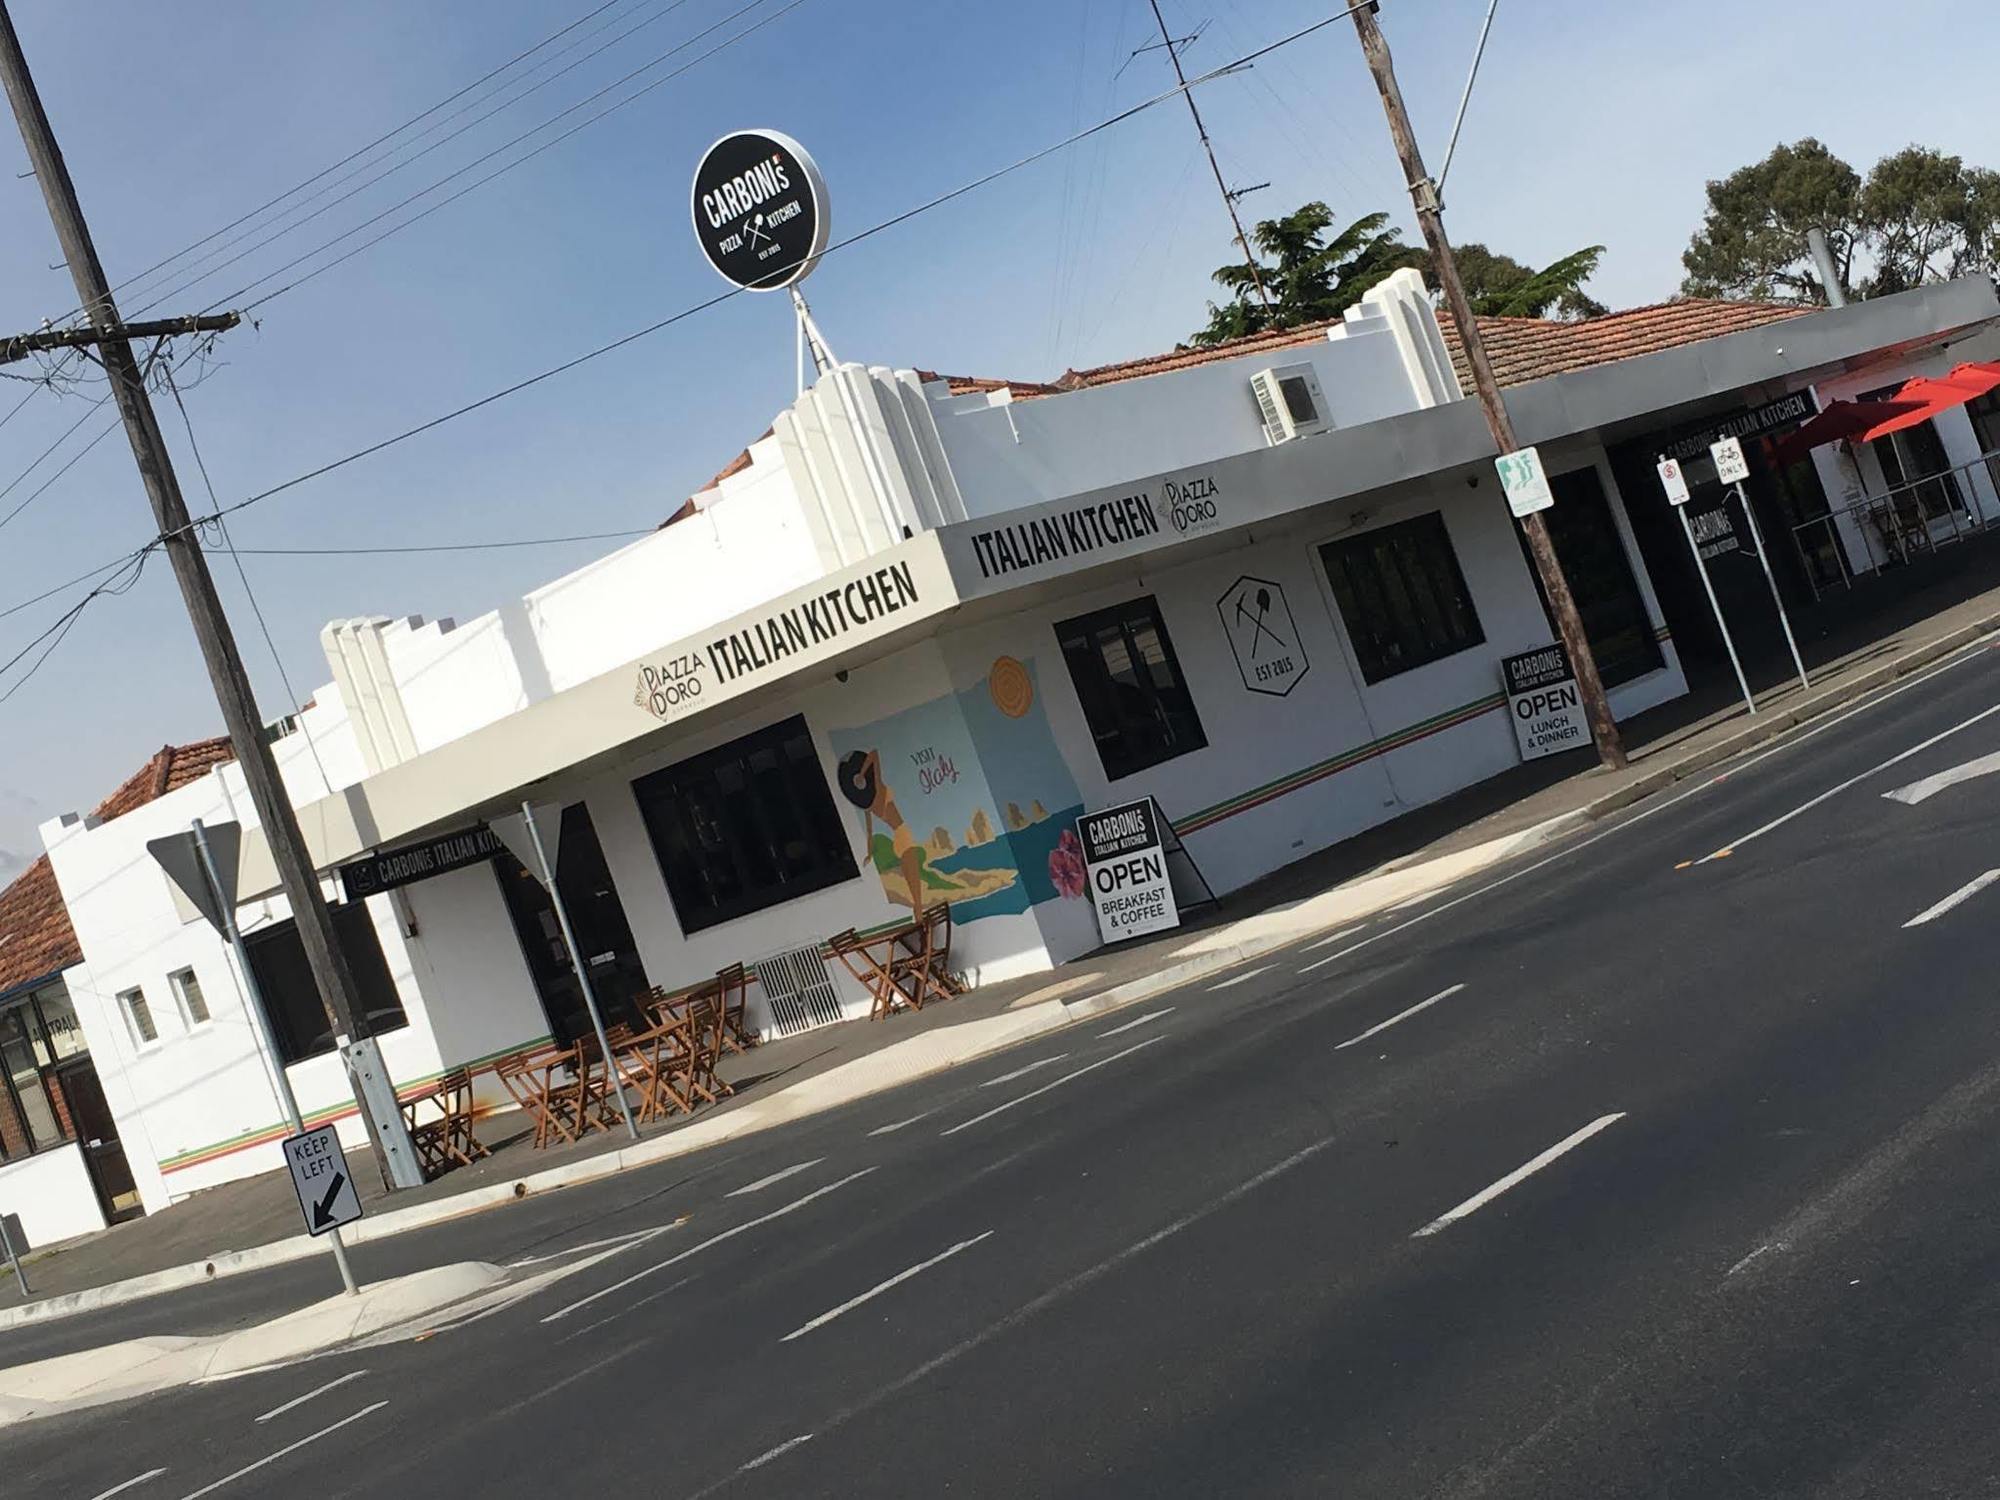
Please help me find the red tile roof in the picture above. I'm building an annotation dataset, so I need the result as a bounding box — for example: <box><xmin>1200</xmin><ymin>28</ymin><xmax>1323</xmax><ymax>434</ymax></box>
<box><xmin>1050</xmin><ymin>298</ymin><xmax>1809</xmax><ymax>394</ymax></box>
<box><xmin>0</xmin><ymin>737</ymin><xmax>234</xmax><ymax>996</ymax></box>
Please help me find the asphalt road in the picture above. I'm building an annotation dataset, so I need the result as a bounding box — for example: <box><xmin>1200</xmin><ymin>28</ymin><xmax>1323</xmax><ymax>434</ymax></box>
<box><xmin>9</xmin><ymin>637</ymin><xmax>2000</xmax><ymax>1499</ymax></box>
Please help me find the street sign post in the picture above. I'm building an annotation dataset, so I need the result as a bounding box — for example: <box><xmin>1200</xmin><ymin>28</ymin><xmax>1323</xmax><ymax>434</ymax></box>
<box><xmin>1076</xmin><ymin>798</ymin><xmax>1182</xmax><ymax>943</ymax></box>
<box><xmin>1659</xmin><ymin>455</ymin><xmax>1756</xmax><ymax>718</ymax></box>
<box><xmin>1711</xmin><ymin>436</ymin><xmax>1810</xmax><ymax>693</ymax></box>
<box><xmin>1495</xmin><ymin>445</ymin><xmax>1555</xmax><ymax>518</ymax></box>
<box><xmin>283</xmin><ymin>1124</ymin><xmax>362</xmax><ymax>1237</ymax></box>
<box><xmin>147</xmin><ymin>818</ymin><xmax>360</xmax><ymax>1294</ymax></box>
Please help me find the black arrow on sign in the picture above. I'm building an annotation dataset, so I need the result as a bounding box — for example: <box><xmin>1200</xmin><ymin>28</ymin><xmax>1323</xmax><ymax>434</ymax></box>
<box><xmin>311</xmin><ymin>1171</ymin><xmax>347</xmax><ymax>1231</ymax></box>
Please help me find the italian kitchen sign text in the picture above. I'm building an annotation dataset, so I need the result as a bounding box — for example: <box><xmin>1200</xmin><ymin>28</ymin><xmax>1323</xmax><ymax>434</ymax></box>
<box><xmin>635</xmin><ymin>560</ymin><xmax>924</xmax><ymax>723</ymax></box>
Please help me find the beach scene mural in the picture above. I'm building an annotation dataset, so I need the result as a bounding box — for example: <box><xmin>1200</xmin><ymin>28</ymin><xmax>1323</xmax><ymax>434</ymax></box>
<box><xmin>831</xmin><ymin>657</ymin><xmax>1085</xmax><ymax>924</ymax></box>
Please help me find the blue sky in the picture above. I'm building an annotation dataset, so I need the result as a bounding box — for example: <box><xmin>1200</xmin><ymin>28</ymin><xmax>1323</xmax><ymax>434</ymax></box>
<box><xmin>1</xmin><ymin>0</ymin><xmax>1995</xmax><ymax>881</ymax></box>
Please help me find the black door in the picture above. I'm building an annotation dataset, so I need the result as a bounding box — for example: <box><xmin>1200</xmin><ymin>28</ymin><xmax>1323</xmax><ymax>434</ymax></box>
<box><xmin>493</xmin><ymin>804</ymin><xmax>650</xmax><ymax>1045</ymax></box>
<box><xmin>52</xmin><ymin>1059</ymin><xmax>141</xmax><ymax>1222</ymax></box>
<box><xmin>1519</xmin><ymin>465</ymin><xmax>1663</xmax><ymax>688</ymax></box>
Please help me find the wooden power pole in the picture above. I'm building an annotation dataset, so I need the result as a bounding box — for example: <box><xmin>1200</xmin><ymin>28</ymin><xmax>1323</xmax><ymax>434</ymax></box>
<box><xmin>1349</xmin><ymin>4</ymin><xmax>1626</xmax><ymax>770</ymax></box>
<box><xmin>0</xmin><ymin>3</ymin><xmax>416</xmax><ymax>1185</ymax></box>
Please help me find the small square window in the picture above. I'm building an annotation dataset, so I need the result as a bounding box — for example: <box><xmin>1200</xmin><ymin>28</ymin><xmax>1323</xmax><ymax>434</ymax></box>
<box><xmin>1056</xmin><ymin>595</ymin><xmax>1208</xmax><ymax>780</ymax></box>
<box><xmin>120</xmin><ymin>987</ymin><xmax>158</xmax><ymax>1048</ymax></box>
<box><xmin>170</xmin><ymin>968</ymin><xmax>210</xmax><ymax>1028</ymax></box>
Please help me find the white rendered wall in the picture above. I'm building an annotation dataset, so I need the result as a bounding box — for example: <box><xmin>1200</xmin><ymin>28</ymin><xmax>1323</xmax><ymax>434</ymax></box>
<box><xmin>0</xmin><ymin>1143</ymin><xmax>105</xmax><ymax>1248</ymax></box>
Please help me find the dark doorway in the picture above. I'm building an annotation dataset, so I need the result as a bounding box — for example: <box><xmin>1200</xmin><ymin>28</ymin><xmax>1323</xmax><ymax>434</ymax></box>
<box><xmin>51</xmin><ymin>1058</ymin><xmax>141</xmax><ymax>1222</ymax></box>
<box><xmin>1518</xmin><ymin>464</ymin><xmax>1662</xmax><ymax>688</ymax></box>
<box><xmin>493</xmin><ymin>804</ymin><xmax>650</xmax><ymax>1045</ymax></box>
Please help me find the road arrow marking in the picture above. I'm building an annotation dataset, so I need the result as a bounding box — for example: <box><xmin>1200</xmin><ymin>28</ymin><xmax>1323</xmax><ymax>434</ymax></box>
<box><xmin>311</xmin><ymin>1172</ymin><xmax>347</xmax><ymax>1231</ymax></box>
<box><xmin>1883</xmin><ymin>748</ymin><xmax>2000</xmax><ymax>806</ymax></box>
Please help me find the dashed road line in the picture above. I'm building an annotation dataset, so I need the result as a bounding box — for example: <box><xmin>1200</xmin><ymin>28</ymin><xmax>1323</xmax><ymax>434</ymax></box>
<box><xmin>1903</xmin><ymin>870</ymin><xmax>2000</xmax><ymax>928</ymax></box>
<box><xmin>727</xmin><ymin>1159</ymin><xmax>824</xmax><ymax>1197</ymax></box>
<box><xmin>1209</xmin><ymin>965</ymin><xmax>1275</xmax><ymax>990</ymax></box>
<box><xmin>1335</xmin><ymin>984</ymin><xmax>1466</xmax><ymax>1051</ymax></box>
<box><xmin>87</xmin><ymin>1472</ymin><xmax>165</xmax><ymax>1500</ymax></box>
<box><xmin>254</xmin><ymin>1369</ymin><xmax>370</xmax><ymax>1423</ymax></box>
<box><xmin>1099</xmin><ymin>1007</ymin><xmax>1173</xmax><ymax>1038</ymax></box>
<box><xmin>981</xmin><ymin>1055</ymin><xmax>1068</xmax><ymax>1088</ymax></box>
<box><xmin>741</xmin><ymin>1435</ymin><xmax>814</xmax><ymax>1471</ymax></box>
<box><xmin>868</xmin><ymin>1112</ymin><xmax>931</xmax><ymax>1136</ymax></box>
<box><xmin>941</xmin><ymin>1036</ymin><xmax>1169</xmax><ymax>1137</ymax></box>
<box><xmin>175</xmin><ymin>1403</ymin><xmax>387</xmax><ymax>1500</ymax></box>
<box><xmin>1412</xmin><ymin>1113</ymin><xmax>1627</xmax><ymax>1238</ymax></box>
<box><xmin>780</xmin><ymin>1231</ymin><xmax>995</xmax><ymax>1342</ymax></box>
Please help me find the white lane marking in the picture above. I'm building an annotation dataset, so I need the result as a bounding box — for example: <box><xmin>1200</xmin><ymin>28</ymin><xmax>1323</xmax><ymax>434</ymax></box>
<box><xmin>1697</xmin><ymin>701</ymin><xmax>2000</xmax><ymax>862</ymax></box>
<box><xmin>868</xmin><ymin>1112</ymin><xmax>931</xmax><ymax>1136</ymax></box>
<box><xmin>1099</xmin><ymin>1007</ymin><xmax>1174</xmax><ymax>1038</ymax></box>
<box><xmin>1288</xmin><ymin>638</ymin><xmax>2000</xmax><ymax>982</ymax></box>
<box><xmin>1727</xmin><ymin>1242</ymin><xmax>1786</xmax><ymax>1277</ymax></box>
<box><xmin>740</xmin><ymin>1434</ymin><xmax>814</xmax><ymax>1471</ymax></box>
<box><xmin>175</xmin><ymin>1403</ymin><xmax>387</xmax><ymax>1500</ymax></box>
<box><xmin>683</xmin><ymin>1137</ymin><xmax>1338</xmax><ymax>1500</ymax></box>
<box><xmin>505</xmin><ymin>1225</ymin><xmax>668</xmax><ymax>1267</ymax></box>
<box><xmin>1334</xmin><ymin>984</ymin><xmax>1466</xmax><ymax>1051</ymax></box>
<box><xmin>726</xmin><ymin>1159</ymin><xmax>824</xmax><ymax>1197</ymax></box>
<box><xmin>1210</xmin><ymin>965</ymin><xmax>1275</xmax><ymax>990</ymax></box>
<box><xmin>1883</xmin><ymin>748</ymin><xmax>2000</xmax><ymax>806</ymax></box>
<box><xmin>541</xmin><ymin>1170</ymin><xmax>876</xmax><ymax>1323</ymax></box>
<box><xmin>1412</xmin><ymin>1113</ymin><xmax>1627</xmax><ymax>1238</ymax></box>
<box><xmin>254</xmin><ymin>1368</ymin><xmax>370</xmax><ymax>1423</ymax></box>
<box><xmin>941</xmin><ymin>1035</ymin><xmax>1169</xmax><ymax>1137</ymax></box>
<box><xmin>780</xmin><ymin>1231</ymin><xmax>996</xmax><ymax>1343</ymax></box>
<box><xmin>555</xmin><ymin>1275</ymin><xmax>696</xmax><ymax>1343</ymax></box>
<box><xmin>981</xmin><ymin>1055</ymin><xmax>1068</xmax><ymax>1088</ymax></box>
<box><xmin>87</xmin><ymin>1471</ymin><xmax>166</xmax><ymax>1500</ymax></box>
<box><xmin>1303</xmin><ymin>926</ymin><xmax>1361</xmax><ymax>952</ymax></box>
<box><xmin>1902</xmin><ymin>870</ymin><xmax>2000</xmax><ymax>927</ymax></box>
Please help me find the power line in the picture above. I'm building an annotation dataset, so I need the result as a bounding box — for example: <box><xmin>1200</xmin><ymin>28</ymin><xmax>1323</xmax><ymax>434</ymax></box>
<box><xmin>0</xmin><ymin>393</ymin><xmax>111</xmax><ymax>510</ymax></box>
<box><xmin>0</xmin><ymin>411</ymin><xmax>120</xmax><ymax>533</ymax></box>
<box><xmin>0</xmin><ymin>546</ymin><xmax>153</xmax><ymax>624</ymax></box>
<box><xmin>227</xmin><ymin>0</ymin><xmax>806</xmax><ymax>317</ymax></box>
<box><xmin>211</xmin><ymin>529</ymin><xmax>656</xmax><ymax>556</ymax></box>
<box><xmin>41</xmin><ymin>0</ymin><xmax>642</xmax><ymax>328</ymax></box>
<box><xmin>0</xmin><ymin>547</ymin><xmax>149</xmax><ymax>702</ymax></box>
<box><xmin>9</xmin><ymin>1</ymin><xmax>1381</xmax><ymax>606</ymax></box>
<box><xmin>130</xmin><ymin>0</ymin><xmax>704</xmax><ymax>319</ymax></box>
<box><xmin>133</xmin><ymin>0</ymin><xmax>770</xmax><ymax>320</ymax></box>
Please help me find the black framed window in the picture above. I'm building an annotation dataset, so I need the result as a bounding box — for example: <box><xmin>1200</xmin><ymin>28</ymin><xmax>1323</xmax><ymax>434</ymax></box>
<box><xmin>1970</xmin><ymin>389</ymin><xmax>2000</xmax><ymax>456</ymax></box>
<box><xmin>1319</xmin><ymin>512</ymin><xmax>1485</xmax><ymax>684</ymax></box>
<box><xmin>243</xmin><ymin>902</ymin><xmax>409</xmax><ymax>1065</ymax></box>
<box><xmin>1056</xmin><ymin>595</ymin><xmax>1208</xmax><ymax>780</ymax></box>
<box><xmin>0</xmin><ymin>983</ymin><xmax>83</xmax><ymax>1159</ymax></box>
<box><xmin>633</xmin><ymin>714</ymin><xmax>858</xmax><ymax>934</ymax></box>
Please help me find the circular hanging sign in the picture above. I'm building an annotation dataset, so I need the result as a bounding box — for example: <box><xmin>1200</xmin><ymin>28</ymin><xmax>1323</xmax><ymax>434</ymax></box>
<box><xmin>690</xmin><ymin>129</ymin><xmax>829</xmax><ymax>292</ymax></box>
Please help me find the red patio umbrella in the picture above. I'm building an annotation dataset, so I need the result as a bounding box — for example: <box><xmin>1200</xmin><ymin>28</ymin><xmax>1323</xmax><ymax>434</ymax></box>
<box><xmin>1770</xmin><ymin>396</ymin><xmax>1932</xmax><ymax>465</ymax></box>
<box><xmin>1854</xmin><ymin>360</ymin><xmax>2000</xmax><ymax>444</ymax></box>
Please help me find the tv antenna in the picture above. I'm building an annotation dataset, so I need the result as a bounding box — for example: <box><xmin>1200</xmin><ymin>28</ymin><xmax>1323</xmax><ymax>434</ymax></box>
<box><xmin>1133</xmin><ymin>3</ymin><xmax>1270</xmax><ymax>309</ymax></box>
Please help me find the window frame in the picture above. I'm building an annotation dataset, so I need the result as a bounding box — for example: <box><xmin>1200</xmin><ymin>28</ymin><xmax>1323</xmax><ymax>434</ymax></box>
<box><xmin>631</xmin><ymin>714</ymin><xmax>860</xmax><ymax>936</ymax></box>
<box><xmin>118</xmin><ymin>985</ymin><xmax>160</xmax><ymax>1050</ymax></box>
<box><xmin>169</xmin><ymin>966</ymin><xmax>212</xmax><ymax>1030</ymax></box>
<box><xmin>0</xmin><ymin>989</ymin><xmax>70</xmax><ymax>1157</ymax></box>
<box><xmin>242</xmin><ymin>902</ymin><xmax>411</xmax><ymax>1066</ymax></box>
<box><xmin>1317</xmin><ymin>510</ymin><xmax>1486</xmax><ymax>685</ymax></box>
<box><xmin>1054</xmin><ymin>594</ymin><xmax>1209</xmax><ymax>782</ymax></box>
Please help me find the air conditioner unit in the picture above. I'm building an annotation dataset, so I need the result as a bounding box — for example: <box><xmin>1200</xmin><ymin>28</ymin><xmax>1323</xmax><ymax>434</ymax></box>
<box><xmin>1251</xmin><ymin>363</ymin><xmax>1330</xmax><ymax>445</ymax></box>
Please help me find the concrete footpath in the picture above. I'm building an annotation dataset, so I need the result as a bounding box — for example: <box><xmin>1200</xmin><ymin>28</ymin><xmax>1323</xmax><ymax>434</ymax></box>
<box><xmin>0</xmin><ymin>1262</ymin><xmax>502</xmax><ymax>1427</ymax></box>
<box><xmin>5</xmin><ymin>580</ymin><xmax>1998</xmax><ymax>1338</ymax></box>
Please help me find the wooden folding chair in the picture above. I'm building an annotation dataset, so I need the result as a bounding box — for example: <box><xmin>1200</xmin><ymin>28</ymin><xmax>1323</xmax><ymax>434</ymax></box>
<box><xmin>676</xmin><ymin>991</ymin><xmax>736</xmax><ymax>1108</ymax></box>
<box><xmin>403</xmin><ymin>1067</ymin><xmax>489</xmax><ymax>1180</ymax></box>
<box><xmin>494</xmin><ymin>1046</ymin><xmax>579</xmax><ymax>1150</ymax></box>
<box><xmin>715</xmin><ymin>962</ymin><xmax>756</xmax><ymax>1053</ymax></box>
<box><xmin>829</xmin><ymin>927</ymin><xmax>901</xmax><ymax>1021</ymax></box>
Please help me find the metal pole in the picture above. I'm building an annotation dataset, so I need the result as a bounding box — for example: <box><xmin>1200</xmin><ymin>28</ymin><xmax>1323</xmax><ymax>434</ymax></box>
<box><xmin>0</xmin><ymin>1210</ymin><xmax>27</xmax><ymax>1298</ymax></box>
<box><xmin>1349</xmin><ymin>3</ymin><xmax>1626</xmax><ymax>772</ymax></box>
<box><xmin>0</xmin><ymin>2</ymin><xmax>413</xmax><ymax>1192</ymax></box>
<box><xmin>521</xmin><ymin>803</ymin><xmax>638</xmax><ymax>1142</ymax></box>
<box><xmin>1732</xmin><ymin>479</ymin><xmax>1810</xmax><ymax>692</ymax></box>
<box><xmin>1435</xmin><ymin>0</ymin><xmax>1500</xmax><ymax>201</ymax></box>
<box><xmin>192</xmin><ymin>820</ymin><xmax>358</xmax><ymax>1296</ymax></box>
<box><xmin>1678</xmin><ymin>508</ymin><xmax>1756</xmax><ymax>717</ymax></box>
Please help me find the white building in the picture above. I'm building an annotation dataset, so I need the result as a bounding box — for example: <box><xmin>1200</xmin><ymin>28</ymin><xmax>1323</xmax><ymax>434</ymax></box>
<box><xmin>12</xmin><ymin>270</ymin><xmax>1999</xmax><ymax>1225</ymax></box>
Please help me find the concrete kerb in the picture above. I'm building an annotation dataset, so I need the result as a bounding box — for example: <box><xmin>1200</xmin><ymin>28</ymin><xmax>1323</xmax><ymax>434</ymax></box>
<box><xmin>0</xmin><ymin>1262</ymin><xmax>503</xmax><ymax>1427</ymax></box>
<box><xmin>5</xmin><ymin>611</ymin><xmax>1994</xmax><ymax>1339</ymax></box>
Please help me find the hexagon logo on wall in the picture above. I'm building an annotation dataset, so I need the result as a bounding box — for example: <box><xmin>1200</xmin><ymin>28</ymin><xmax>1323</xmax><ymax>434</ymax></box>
<box><xmin>1216</xmin><ymin>576</ymin><xmax>1309</xmax><ymax>697</ymax></box>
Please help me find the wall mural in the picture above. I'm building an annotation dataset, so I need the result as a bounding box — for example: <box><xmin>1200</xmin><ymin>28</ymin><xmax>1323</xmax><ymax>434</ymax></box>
<box><xmin>831</xmin><ymin>656</ymin><xmax>1085</xmax><ymax>924</ymax></box>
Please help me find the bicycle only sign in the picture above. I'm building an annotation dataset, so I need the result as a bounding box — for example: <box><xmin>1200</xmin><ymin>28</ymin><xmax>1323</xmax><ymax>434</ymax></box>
<box><xmin>284</xmin><ymin>1124</ymin><xmax>363</xmax><ymax>1237</ymax></box>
